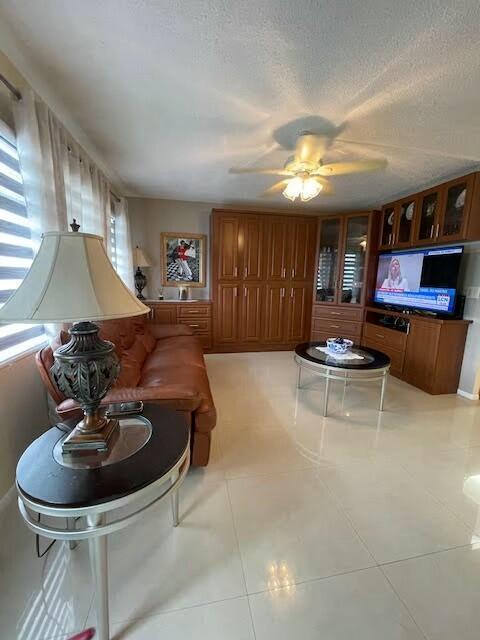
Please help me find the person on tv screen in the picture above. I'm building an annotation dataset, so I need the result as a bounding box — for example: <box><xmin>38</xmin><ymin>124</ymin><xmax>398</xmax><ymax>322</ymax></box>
<box><xmin>381</xmin><ymin>257</ymin><xmax>409</xmax><ymax>291</ymax></box>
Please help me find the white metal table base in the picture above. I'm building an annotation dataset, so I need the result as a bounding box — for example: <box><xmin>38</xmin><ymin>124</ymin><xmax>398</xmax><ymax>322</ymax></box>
<box><xmin>17</xmin><ymin>444</ymin><xmax>190</xmax><ymax>640</ymax></box>
<box><xmin>295</xmin><ymin>355</ymin><xmax>389</xmax><ymax>417</ymax></box>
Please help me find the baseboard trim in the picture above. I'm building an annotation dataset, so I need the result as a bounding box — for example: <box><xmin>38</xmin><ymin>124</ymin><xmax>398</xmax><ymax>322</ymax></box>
<box><xmin>457</xmin><ymin>388</ymin><xmax>479</xmax><ymax>400</ymax></box>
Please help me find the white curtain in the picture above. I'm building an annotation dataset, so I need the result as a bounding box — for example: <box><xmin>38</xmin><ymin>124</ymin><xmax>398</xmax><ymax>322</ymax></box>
<box><xmin>114</xmin><ymin>197</ymin><xmax>135</xmax><ymax>291</ymax></box>
<box><xmin>12</xmin><ymin>89</ymin><xmax>113</xmax><ymax>253</ymax></box>
<box><xmin>12</xmin><ymin>89</ymin><xmax>68</xmax><ymax>250</ymax></box>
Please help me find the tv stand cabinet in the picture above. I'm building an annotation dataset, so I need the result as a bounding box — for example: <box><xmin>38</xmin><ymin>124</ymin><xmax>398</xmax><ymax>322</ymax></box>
<box><xmin>362</xmin><ymin>307</ymin><xmax>471</xmax><ymax>394</ymax></box>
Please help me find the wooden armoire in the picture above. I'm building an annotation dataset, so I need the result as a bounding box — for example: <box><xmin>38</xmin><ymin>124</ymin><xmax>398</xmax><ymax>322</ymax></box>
<box><xmin>211</xmin><ymin>209</ymin><xmax>317</xmax><ymax>351</ymax></box>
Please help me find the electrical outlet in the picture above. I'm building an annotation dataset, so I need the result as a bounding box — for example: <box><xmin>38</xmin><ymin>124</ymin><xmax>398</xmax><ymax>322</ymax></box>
<box><xmin>466</xmin><ymin>286</ymin><xmax>480</xmax><ymax>299</ymax></box>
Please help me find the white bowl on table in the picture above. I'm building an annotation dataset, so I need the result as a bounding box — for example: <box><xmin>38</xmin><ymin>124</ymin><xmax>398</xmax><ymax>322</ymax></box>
<box><xmin>326</xmin><ymin>337</ymin><xmax>353</xmax><ymax>354</ymax></box>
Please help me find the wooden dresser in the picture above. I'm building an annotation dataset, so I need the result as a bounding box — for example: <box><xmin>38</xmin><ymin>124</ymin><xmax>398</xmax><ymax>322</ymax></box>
<box><xmin>146</xmin><ymin>300</ymin><xmax>213</xmax><ymax>351</ymax></box>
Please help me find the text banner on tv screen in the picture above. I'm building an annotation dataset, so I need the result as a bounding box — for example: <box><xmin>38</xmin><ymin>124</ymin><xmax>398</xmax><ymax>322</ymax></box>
<box><xmin>374</xmin><ymin>246</ymin><xmax>463</xmax><ymax>314</ymax></box>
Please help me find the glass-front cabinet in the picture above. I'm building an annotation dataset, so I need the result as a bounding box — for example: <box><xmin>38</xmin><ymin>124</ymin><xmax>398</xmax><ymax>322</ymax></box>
<box><xmin>316</xmin><ymin>217</ymin><xmax>340</xmax><ymax>303</ymax></box>
<box><xmin>396</xmin><ymin>197</ymin><xmax>416</xmax><ymax>246</ymax></box>
<box><xmin>415</xmin><ymin>188</ymin><xmax>442</xmax><ymax>244</ymax></box>
<box><xmin>439</xmin><ymin>176</ymin><xmax>471</xmax><ymax>241</ymax></box>
<box><xmin>340</xmin><ymin>215</ymin><xmax>369</xmax><ymax>304</ymax></box>
<box><xmin>316</xmin><ymin>214</ymin><xmax>369</xmax><ymax>306</ymax></box>
<box><xmin>379</xmin><ymin>204</ymin><xmax>395</xmax><ymax>249</ymax></box>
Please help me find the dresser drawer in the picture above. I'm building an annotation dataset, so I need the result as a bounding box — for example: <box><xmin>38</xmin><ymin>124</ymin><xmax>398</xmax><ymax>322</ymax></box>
<box><xmin>363</xmin><ymin>322</ymin><xmax>407</xmax><ymax>351</ymax></box>
<box><xmin>312</xmin><ymin>317</ymin><xmax>362</xmax><ymax>336</ymax></box>
<box><xmin>311</xmin><ymin>331</ymin><xmax>361</xmax><ymax>345</ymax></box>
<box><xmin>178</xmin><ymin>304</ymin><xmax>211</xmax><ymax>318</ymax></box>
<box><xmin>312</xmin><ymin>305</ymin><xmax>363</xmax><ymax>322</ymax></box>
<box><xmin>182</xmin><ymin>318</ymin><xmax>211</xmax><ymax>334</ymax></box>
<box><xmin>361</xmin><ymin>336</ymin><xmax>405</xmax><ymax>377</ymax></box>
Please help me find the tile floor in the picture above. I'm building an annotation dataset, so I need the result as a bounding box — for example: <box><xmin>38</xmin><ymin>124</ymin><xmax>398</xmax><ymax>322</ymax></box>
<box><xmin>1</xmin><ymin>351</ymin><xmax>480</xmax><ymax>639</ymax></box>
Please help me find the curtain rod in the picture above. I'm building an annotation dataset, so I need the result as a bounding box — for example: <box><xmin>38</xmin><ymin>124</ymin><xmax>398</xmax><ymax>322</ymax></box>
<box><xmin>0</xmin><ymin>73</ymin><xmax>22</xmax><ymax>100</ymax></box>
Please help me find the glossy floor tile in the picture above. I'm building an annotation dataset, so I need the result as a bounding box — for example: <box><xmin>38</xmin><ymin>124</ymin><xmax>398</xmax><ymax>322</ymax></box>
<box><xmin>249</xmin><ymin>567</ymin><xmax>424</xmax><ymax>639</ymax></box>
<box><xmin>2</xmin><ymin>351</ymin><xmax>480</xmax><ymax>639</ymax></box>
<box><xmin>228</xmin><ymin>468</ymin><xmax>375</xmax><ymax>592</ymax></box>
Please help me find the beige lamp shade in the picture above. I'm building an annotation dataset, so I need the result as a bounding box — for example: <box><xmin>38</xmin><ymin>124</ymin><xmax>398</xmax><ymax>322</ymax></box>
<box><xmin>134</xmin><ymin>246</ymin><xmax>151</xmax><ymax>268</ymax></box>
<box><xmin>0</xmin><ymin>231</ymin><xmax>149</xmax><ymax>323</ymax></box>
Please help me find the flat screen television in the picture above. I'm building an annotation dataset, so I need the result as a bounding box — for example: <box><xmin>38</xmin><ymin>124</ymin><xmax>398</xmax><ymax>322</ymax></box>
<box><xmin>374</xmin><ymin>246</ymin><xmax>463</xmax><ymax>315</ymax></box>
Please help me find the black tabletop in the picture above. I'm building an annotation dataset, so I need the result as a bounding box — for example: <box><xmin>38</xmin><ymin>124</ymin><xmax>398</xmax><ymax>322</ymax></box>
<box><xmin>295</xmin><ymin>342</ymin><xmax>391</xmax><ymax>370</ymax></box>
<box><xmin>16</xmin><ymin>404</ymin><xmax>189</xmax><ymax>509</ymax></box>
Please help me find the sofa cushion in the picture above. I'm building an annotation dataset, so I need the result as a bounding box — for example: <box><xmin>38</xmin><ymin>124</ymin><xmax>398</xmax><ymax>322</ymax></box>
<box><xmin>136</xmin><ymin>331</ymin><xmax>156</xmax><ymax>353</ymax></box>
<box><xmin>115</xmin><ymin>336</ymin><xmax>148</xmax><ymax>388</ymax></box>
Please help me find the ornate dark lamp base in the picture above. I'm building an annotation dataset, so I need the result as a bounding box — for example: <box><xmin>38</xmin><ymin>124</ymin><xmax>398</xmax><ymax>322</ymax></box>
<box><xmin>134</xmin><ymin>267</ymin><xmax>147</xmax><ymax>300</ymax></box>
<box><xmin>51</xmin><ymin>321</ymin><xmax>121</xmax><ymax>452</ymax></box>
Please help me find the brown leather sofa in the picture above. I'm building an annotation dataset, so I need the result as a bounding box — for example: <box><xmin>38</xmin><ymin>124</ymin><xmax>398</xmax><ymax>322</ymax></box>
<box><xmin>35</xmin><ymin>316</ymin><xmax>216</xmax><ymax>466</ymax></box>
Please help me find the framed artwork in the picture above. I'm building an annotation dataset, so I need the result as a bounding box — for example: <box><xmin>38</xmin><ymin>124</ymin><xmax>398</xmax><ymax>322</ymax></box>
<box><xmin>160</xmin><ymin>232</ymin><xmax>206</xmax><ymax>288</ymax></box>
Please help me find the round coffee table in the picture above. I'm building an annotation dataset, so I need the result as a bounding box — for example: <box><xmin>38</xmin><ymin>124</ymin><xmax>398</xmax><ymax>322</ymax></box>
<box><xmin>294</xmin><ymin>342</ymin><xmax>391</xmax><ymax>417</ymax></box>
<box><xmin>16</xmin><ymin>404</ymin><xmax>190</xmax><ymax>640</ymax></box>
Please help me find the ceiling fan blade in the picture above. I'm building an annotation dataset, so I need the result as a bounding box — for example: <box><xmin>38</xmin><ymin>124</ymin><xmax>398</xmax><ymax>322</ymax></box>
<box><xmin>315</xmin><ymin>159</ymin><xmax>387</xmax><ymax>176</ymax></box>
<box><xmin>313</xmin><ymin>176</ymin><xmax>334</xmax><ymax>195</ymax></box>
<box><xmin>229</xmin><ymin>167</ymin><xmax>293</xmax><ymax>176</ymax></box>
<box><xmin>260</xmin><ymin>180</ymin><xmax>290</xmax><ymax>197</ymax></box>
<box><xmin>294</xmin><ymin>133</ymin><xmax>328</xmax><ymax>164</ymax></box>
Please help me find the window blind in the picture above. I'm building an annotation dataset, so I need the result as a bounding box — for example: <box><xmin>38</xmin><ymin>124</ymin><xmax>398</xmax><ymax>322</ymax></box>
<box><xmin>0</xmin><ymin>128</ymin><xmax>47</xmax><ymax>362</ymax></box>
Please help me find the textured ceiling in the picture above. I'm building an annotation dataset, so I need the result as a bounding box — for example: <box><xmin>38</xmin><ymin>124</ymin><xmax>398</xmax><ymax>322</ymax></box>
<box><xmin>1</xmin><ymin>0</ymin><xmax>480</xmax><ymax>210</ymax></box>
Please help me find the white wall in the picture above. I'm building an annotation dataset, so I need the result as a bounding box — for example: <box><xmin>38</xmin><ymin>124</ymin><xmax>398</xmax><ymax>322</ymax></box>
<box><xmin>458</xmin><ymin>244</ymin><xmax>480</xmax><ymax>398</ymax></box>
<box><xmin>0</xmin><ymin>352</ymin><xmax>49</xmax><ymax>497</ymax></box>
<box><xmin>128</xmin><ymin>197</ymin><xmax>215</xmax><ymax>300</ymax></box>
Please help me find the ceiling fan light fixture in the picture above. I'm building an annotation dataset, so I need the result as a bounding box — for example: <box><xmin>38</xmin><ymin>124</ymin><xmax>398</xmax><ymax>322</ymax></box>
<box><xmin>282</xmin><ymin>176</ymin><xmax>304</xmax><ymax>201</ymax></box>
<box><xmin>300</xmin><ymin>177</ymin><xmax>323</xmax><ymax>202</ymax></box>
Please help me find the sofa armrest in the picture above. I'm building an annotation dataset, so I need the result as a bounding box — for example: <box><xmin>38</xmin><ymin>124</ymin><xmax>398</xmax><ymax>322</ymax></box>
<box><xmin>57</xmin><ymin>384</ymin><xmax>202</xmax><ymax>416</ymax></box>
<box><xmin>148</xmin><ymin>323</ymin><xmax>194</xmax><ymax>339</ymax></box>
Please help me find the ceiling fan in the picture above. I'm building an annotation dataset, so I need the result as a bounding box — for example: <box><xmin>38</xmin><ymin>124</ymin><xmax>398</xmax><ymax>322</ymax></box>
<box><xmin>229</xmin><ymin>132</ymin><xmax>387</xmax><ymax>202</ymax></box>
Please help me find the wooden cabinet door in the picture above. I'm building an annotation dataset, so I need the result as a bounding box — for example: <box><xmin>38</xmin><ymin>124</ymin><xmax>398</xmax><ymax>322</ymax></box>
<box><xmin>215</xmin><ymin>215</ymin><xmax>239</xmax><ymax>280</ymax></box>
<box><xmin>265</xmin><ymin>216</ymin><xmax>289</xmax><ymax>280</ymax></box>
<box><xmin>394</xmin><ymin>197</ymin><xmax>416</xmax><ymax>247</ymax></box>
<box><xmin>215</xmin><ymin>283</ymin><xmax>239</xmax><ymax>344</ymax></box>
<box><xmin>289</xmin><ymin>217</ymin><xmax>317</xmax><ymax>281</ymax></box>
<box><xmin>240</xmin><ymin>284</ymin><xmax>263</xmax><ymax>343</ymax></box>
<box><xmin>414</xmin><ymin>187</ymin><xmax>443</xmax><ymax>245</ymax></box>
<box><xmin>437</xmin><ymin>174</ymin><xmax>474</xmax><ymax>242</ymax></box>
<box><xmin>379</xmin><ymin>204</ymin><xmax>396</xmax><ymax>250</ymax></box>
<box><xmin>286</xmin><ymin>284</ymin><xmax>309</xmax><ymax>342</ymax></box>
<box><xmin>240</xmin><ymin>215</ymin><xmax>264</xmax><ymax>280</ymax></box>
<box><xmin>263</xmin><ymin>283</ymin><xmax>287</xmax><ymax>343</ymax></box>
<box><xmin>403</xmin><ymin>319</ymin><xmax>440</xmax><ymax>392</ymax></box>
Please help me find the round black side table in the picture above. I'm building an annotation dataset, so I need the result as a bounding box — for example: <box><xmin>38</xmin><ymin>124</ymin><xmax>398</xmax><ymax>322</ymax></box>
<box><xmin>16</xmin><ymin>404</ymin><xmax>190</xmax><ymax>640</ymax></box>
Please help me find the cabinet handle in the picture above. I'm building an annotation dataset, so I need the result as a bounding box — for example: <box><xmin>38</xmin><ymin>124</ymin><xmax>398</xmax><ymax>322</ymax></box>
<box><xmin>388</xmin><ymin>233</ymin><xmax>392</xmax><ymax>245</ymax></box>
<box><xmin>244</xmin><ymin>266</ymin><xmax>248</xmax><ymax>278</ymax></box>
<box><xmin>281</xmin><ymin>287</ymin><xmax>285</xmax><ymax>297</ymax></box>
<box><xmin>189</xmin><ymin>324</ymin><xmax>200</xmax><ymax>327</ymax></box>
<box><xmin>330</xmin><ymin>311</ymin><xmax>340</xmax><ymax>316</ymax></box>
<box><xmin>244</xmin><ymin>287</ymin><xmax>247</xmax><ymax>297</ymax></box>
<box><xmin>187</xmin><ymin>310</ymin><xmax>200</xmax><ymax>314</ymax></box>
<box><xmin>234</xmin><ymin>266</ymin><xmax>238</xmax><ymax>277</ymax></box>
<box><xmin>435</xmin><ymin>223</ymin><xmax>439</xmax><ymax>238</ymax></box>
<box><xmin>291</xmin><ymin>268</ymin><xmax>295</xmax><ymax>278</ymax></box>
<box><xmin>290</xmin><ymin>288</ymin><xmax>294</xmax><ymax>298</ymax></box>
<box><xmin>234</xmin><ymin>287</ymin><xmax>238</xmax><ymax>297</ymax></box>
<box><xmin>330</xmin><ymin>324</ymin><xmax>340</xmax><ymax>329</ymax></box>
<box><xmin>282</xmin><ymin>267</ymin><xmax>286</xmax><ymax>278</ymax></box>
<box><xmin>430</xmin><ymin>225</ymin><xmax>434</xmax><ymax>238</ymax></box>
<box><xmin>376</xmin><ymin>333</ymin><xmax>384</xmax><ymax>339</ymax></box>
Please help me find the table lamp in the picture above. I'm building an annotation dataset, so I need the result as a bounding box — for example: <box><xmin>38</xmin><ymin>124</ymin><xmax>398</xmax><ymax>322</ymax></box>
<box><xmin>134</xmin><ymin>245</ymin><xmax>151</xmax><ymax>300</ymax></box>
<box><xmin>0</xmin><ymin>221</ymin><xmax>149</xmax><ymax>452</ymax></box>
